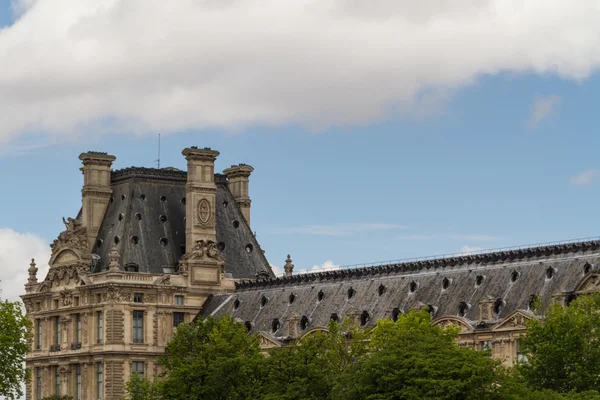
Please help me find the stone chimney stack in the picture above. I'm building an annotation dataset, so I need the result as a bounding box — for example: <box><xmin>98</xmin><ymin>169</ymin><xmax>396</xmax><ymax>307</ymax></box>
<box><xmin>223</xmin><ymin>164</ymin><xmax>254</xmax><ymax>225</ymax></box>
<box><xmin>79</xmin><ymin>151</ymin><xmax>116</xmax><ymax>250</ymax></box>
<box><xmin>182</xmin><ymin>147</ymin><xmax>220</xmax><ymax>252</ymax></box>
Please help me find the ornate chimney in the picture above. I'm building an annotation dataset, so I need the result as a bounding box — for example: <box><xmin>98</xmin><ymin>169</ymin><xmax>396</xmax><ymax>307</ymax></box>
<box><xmin>223</xmin><ymin>164</ymin><xmax>254</xmax><ymax>225</ymax></box>
<box><xmin>182</xmin><ymin>147</ymin><xmax>220</xmax><ymax>252</ymax></box>
<box><xmin>79</xmin><ymin>151</ymin><xmax>116</xmax><ymax>250</ymax></box>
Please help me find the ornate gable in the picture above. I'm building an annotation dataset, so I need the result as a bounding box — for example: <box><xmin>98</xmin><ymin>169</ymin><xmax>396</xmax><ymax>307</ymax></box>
<box><xmin>492</xmin><ymin>310</ymin><xmax>535</xmax><ymax>331</ymax></box>
<box><xmin>257</xmin><ymin>332</ymin><xmax>283</xmax><ymax>350</ymax></box>
<box><xmin>49</xmin><ymin>217</ymin><xmax>90</xmax><ymax>266</ymax></box>
<box><xmin>575</xmin><ymin>273</ymin><xmax>600</xmax><ymax>293</ymax></box>
<box><xmin>432</xmin><ymin>316</ymin><xmax>474</xmax><ymax>334</ymax></box>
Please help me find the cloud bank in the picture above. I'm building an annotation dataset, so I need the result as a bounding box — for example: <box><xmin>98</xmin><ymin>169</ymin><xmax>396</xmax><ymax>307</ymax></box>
<box><xmin>1</xmin><ymin>0</ymin><xmax>600</xmax><ymax>143</ymax></box>
<box><xmin>0</xmin><ymin>228</ymin><xmax>50</xmax><ymax>303</ymax></box>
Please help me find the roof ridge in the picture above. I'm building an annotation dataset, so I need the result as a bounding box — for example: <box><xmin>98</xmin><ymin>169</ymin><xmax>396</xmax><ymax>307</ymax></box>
<box><xmin>236</xmin><ymin>239</ymin><xmax>600</xmax><ymax>290</ymax></box>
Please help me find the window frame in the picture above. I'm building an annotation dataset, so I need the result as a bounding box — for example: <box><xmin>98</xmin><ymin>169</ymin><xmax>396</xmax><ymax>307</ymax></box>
<box><xmin>97</xmin><ymin>362</ymin><xmax>104</xmax><ymax>400</ymax></box>
<box><xmin>174</xmin><ymin>295</ymin><xmax>184</xmax><ymax>305</ymax></box>
<box><xmin>173</xmin><ymin>312</ymin><xmax>185</xmax><ymax>328</ymax></box>
<box><xmin>133</xmin><ymin>310</ymin><xmax>144</xmax><ymax>344</ymax></box>
<box><xmin>97</xmin><ymin>311</ymin><xmax>103</xmax><ymax>344</ymax></box>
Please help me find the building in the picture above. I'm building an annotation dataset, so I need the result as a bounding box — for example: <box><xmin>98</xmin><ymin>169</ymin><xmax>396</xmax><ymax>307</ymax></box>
<box><xmin>22</xmin><ymin>146</ymin><xmax>600</xmax><ymax>399</ymax></box>
<box><xmin>203</xmin><ymin>239</ymin><xmax>600</xmax><ymax>365</ymax></box>
<box><xmin>21</xmin><ymin>148</ymin><xmax>272</xmax><ymax>400</ymax></box>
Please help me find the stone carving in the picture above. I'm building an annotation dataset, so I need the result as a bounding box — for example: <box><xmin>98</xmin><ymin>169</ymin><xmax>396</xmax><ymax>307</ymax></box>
<box><xmin>108</xmin><ymin>244</ymin><xmax>121</xmax><ymax>272</ymax></box>
<box><xmin>196</xmin><ymin>198</ymin><xmax>212</xmax><ymax>225</ymax></box>
<box><xmin>153</xmin><ymin>313</ymin><xmax>159</xmax><ymax>346</ymax></box>
<box><xmin>434</xmin><ymin>318</ymin><xmax>472</xmax><ymax>334</ymax></box>
<box><xmin>45</xmin><ymin>263</ymin><xmax>90</xmax><ymax>285</ymax></box>
<box><xmin>106</xmin><ymin>285</ymin><xmax>125</xmax><ymax>305</ymax></box>
<box><xmin>145</xmin><ymin>294</ymin><xmax>157</xmax><ymax>303</ymax></box>
<box><xmin>23</xmin><ymin>300</ymin><xmax>33</xmax><ymax>314</ymax></box>
<box><xmin>82</xmin><ymin>313</ymin><xmax>88</xmax><ymax>345</ymax></box>
<box><xmin>28</xmin><ymin>258</ymin><xmax>38</xmax><ymax>284</ymax></box>
<box><xmin>82</xmin><ymin>363</ymin><xmax>89</xmax><ymax>400</ymax></box>
<box><xmin>60</xmin><ymin>289</ymin><xmax>73</xmax><ymax>306</ymax></box>
<box><xmin>188</xmin><ymin>240</ymin><xmax>219</xmax><ymax>259</ymax></box>
<box><xmin>50</xmin><ymin>217</ymin><xmax>88</xmax><ymax>253</ymax></box>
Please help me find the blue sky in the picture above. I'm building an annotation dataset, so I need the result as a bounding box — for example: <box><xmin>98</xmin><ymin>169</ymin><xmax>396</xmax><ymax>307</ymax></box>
<box><xmin>1</xmin><ymin>1</ymin><xmax>600</xmax><ymax>298</ymax></box>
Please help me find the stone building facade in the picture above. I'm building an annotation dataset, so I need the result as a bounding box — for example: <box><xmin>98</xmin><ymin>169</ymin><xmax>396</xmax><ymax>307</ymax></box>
<box><xmin>21</xmin><ymin>146</ymin><xmax>600</xmax><ymax>399</ymax></box>
<box><xmin>203</xmin><ymin>239</ymin><xmax>600</xmax><ymax>366</ymax></box>
<box><xmin>21</xmin><ymin>148</ymin><xmax>272</xmax><ymax>400</ymax></box>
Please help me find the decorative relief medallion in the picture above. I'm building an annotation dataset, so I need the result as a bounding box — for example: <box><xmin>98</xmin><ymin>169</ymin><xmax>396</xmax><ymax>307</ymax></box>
<box><xmin>196</xmin><ymin>198</ymin><xmax>212</xmax><ymax>226</ymax></box>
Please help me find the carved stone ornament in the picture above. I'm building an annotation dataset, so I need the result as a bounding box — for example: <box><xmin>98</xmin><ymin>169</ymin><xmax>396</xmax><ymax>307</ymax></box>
<box><xmin>108</xmin><ymin>244</ymin><xmax>121</xmax><ymax>271</ymax></box>
<box><xmin>50</xmin><ymin>217</ymin><xmax>88</xmax><ymax>253</ymax></box>
<box><xmin>182</xmin><ymin>240</ymin><xmax>223</xmax><ymax>262</ymax></box>
<box><xmin>106</xmin><ymin>285</ymin><xmax>125</xmax><ymax>305</ymax></box>
<box><xmin>60</xmin><ymin>289</ymin><xmax>73</xmax><ymax>306</ymax></box>
<box><xmin>45</xmin><ymin>263</ymin><xmax>90</xmax><ymax>286</ymax></box>
<box><xmin>196</xmin><ymin>198</ymin><xmax>212</xmax><ymax>226</ymax></box>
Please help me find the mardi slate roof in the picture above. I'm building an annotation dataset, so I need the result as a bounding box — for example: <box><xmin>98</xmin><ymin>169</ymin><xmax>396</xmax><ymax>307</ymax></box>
<box><xmin>202</xmin><ymin>239</ymin><xmax>600</xmax><ymax>336</ymax></box>
<box><xmin>91</xmin><ymin>167</ymin><xmax>272</xmax><ymax>279</ymax></box>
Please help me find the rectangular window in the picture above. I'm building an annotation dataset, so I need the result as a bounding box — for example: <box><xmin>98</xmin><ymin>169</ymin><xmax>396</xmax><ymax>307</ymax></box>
<box><xmin>74</xmin><ymin>296</ymin><xmax>80</xmax><ymax>307</ymax></box>
<box><xmin>97</xmin><ymin>362</ymin><xmax>104</xmax><ymax>400</ymax></box>
<box><xmin>36</xmin><ymin>367</ymin><xmax>42</xmax><ymax>400</ymax></box>
<box><xmin>35</xmin><ymin>302</ymin><xmax>41</xmax><ymax>311</ymax></box>
<box><xmin>55</xmin><ymin>316</ymin><xmax>61</xmax><ymax>345</ymax></box>
<box><xmin>173</xmin><ymin>312</ymin><xmax>185</xmax><ymax>328</ymax></box>
<box><xmin>97</xmin><ymin>311</ymin><xmax>103</xmax><ymax>344</ymax></box>
<box><xmin>132</xmin><ymin>361</ymin><xmax>145</xmax><ymax>376</ymax></box>
<box><xmin>96</xmin><ymin>293</ymin><xmax>102</xmax><ymax>304</ymax></box>
<box><xmin>55</xmin><ymin>366</ymin><xmax>61</xmax><ymax>395</ymax></box>
<box><xmin>134</xmin><ymin>293</ymin><xmax>144</xmax><ymax>303</ymax></box>
<box><xmin>36</xmin><ymin>319</ymin><xmax>42</xmax><ymax>350</ymax></box>
<box><xmin>53</xmin><ymin>299</ymin><xmax>59</xmax><ymax>309</ymax></box>
<box><xmin>516</xmin><ymin>339</ymin><xmax>528</xmax><ymax>364</ymax></box>
<box><xmin>75</xmin><ymin>313</ymin><xmax>82</xmax><ymax>343</ymax></box>
<box><xmin>133</xmin><ymin>311</ymin><xmax>144</xmax><ymax>344</ymax></box>
<box><xmin>174</xmin><ymin>295</ymin><xmax>184</xmax><ymax>305</ymax></box>
<box><xmin>75</xmin><ymin>364</ymin><xmax>81</xmax><ymax>400</ymax></box>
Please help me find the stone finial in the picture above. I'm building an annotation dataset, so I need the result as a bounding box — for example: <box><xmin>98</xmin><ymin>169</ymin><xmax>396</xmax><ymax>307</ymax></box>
<box><xmin>284</xmin><ymin>255</ymin><xmax>294</xmax><ymax>277</ymax></box>
<box><xmin>108</xmin><ymin>244</ymin><xmax>121</xmax><ymax>272</ymax></box>
<box><xmin>27</xmin><ymin>258</ymin><xmax>38</xmax><ymax>284</ymax></box>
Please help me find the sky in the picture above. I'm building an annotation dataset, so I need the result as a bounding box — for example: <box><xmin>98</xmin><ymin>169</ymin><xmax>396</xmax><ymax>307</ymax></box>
<box><xmin>1</xmin><ymin>0</ymin><xmax>600</xmax><ymax>304</ymax></box>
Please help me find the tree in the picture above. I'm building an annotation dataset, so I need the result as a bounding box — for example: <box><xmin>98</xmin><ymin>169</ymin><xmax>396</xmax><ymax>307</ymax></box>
<box><xmin>261</xmin><ymin>320</ymin><xmax>369</xmax><ymax>400</ymax></box>
<box><xmin>518</xmin><ymin>292</ymin><xmax>600</xmax><ymax>394</ymax></box>
<box><xmin>335</xmin><ymin>310</ymin><xmax>506</xmax><ymax>400</ymax></box>
<box><xmin>123</xmin><ymin>373</ymin><xmax>162</xmax><ymax>400</ymax></box>
<box><xmin>158</xmin><ymin>315</ymin><xmax>264</xmax><ymax>400</ymax></box>
<box><xmin>0</xmin><ymin>300</ymin><xmax>32</xmax><ymax>399</ymax></box>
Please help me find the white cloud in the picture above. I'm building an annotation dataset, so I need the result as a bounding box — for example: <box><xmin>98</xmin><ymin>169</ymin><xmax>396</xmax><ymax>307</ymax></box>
<box><xmin>311</xmin><ymin>260</ymin><xmax>340</xmax><ymax>272</ymax></box>
<box><xmin>396</xmin><ymin>234</ymin><xmax>499</xmax><ymax>242</ymax></box>
<box><xmin>272</xmin><ymin>223</ymin><xmax>404</xmax><ymax>236</ymax></box>
<box><xmin>528</xmin><ymin>95</ymin><xmax>561</xmax><ymax>128</ymax></box>
<box><xmin>0</xmin><ymin>1</ymin><xmax>599</xmax><ymax>143</ymax></box>
<box><xmin>270</xmin><ymin>263</ymin><xmax>284</xmax><ymax>276</ymax></box>
<box><xmin>569</xmin><ymin>169</ymin><xmax>600</xmax><ymax>185</ymax></box>
<box><xmin>459</xmin><ymin>245</ymin><xmax>483</xmax><ymax>255</ymax></box>
<box><xmin>0</xmin><ymin>228</ymin><xmax>50</xmax><ymax>303</ymax></box>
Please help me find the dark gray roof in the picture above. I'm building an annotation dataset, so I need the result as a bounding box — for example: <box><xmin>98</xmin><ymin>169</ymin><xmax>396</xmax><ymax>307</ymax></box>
<box><xmin>203</xmin><ymin>240</ymin><xmax>600</xmax><ymax>336</ymax></box>
<box><xmin>91</xmin><ymin>167</ymin><xmax>272</xmax><ymax>279</ymax></box>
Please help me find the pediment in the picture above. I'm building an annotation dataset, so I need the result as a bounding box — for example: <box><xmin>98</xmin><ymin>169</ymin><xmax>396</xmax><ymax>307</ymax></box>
<box><xmin>575</xmin><ymin>273</ymin><xmax>600</xmax><ymax>293</ymax></box>
<box><xmin>492</xmin><ymin>309</ymin><xmax>535</xmax><ymax>331</ymax></box>
<box><xmin>432</xmin><ymin>316</ymin><xmax>473</xmax><ymax>334</ymax></box>
<box><xmin>257</xmin><ymin>332</ymin><xmax>283</xmax><ymax>349</ymax></box>
<box><xmin>299</xmin><ymin>327</ymin><xmax>329</xmax><ymax>341</ymax></box>
<box><xmin>52</xmin><ymin>249</ymin><xmax>81</xmax><ymax>265</ymax></box>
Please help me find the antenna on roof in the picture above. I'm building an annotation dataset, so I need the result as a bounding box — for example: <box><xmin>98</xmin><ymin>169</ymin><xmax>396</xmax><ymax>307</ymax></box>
<box><xmin>156</xmin><ymin>134</ymin><xmax>161</xmax><ymax>169</ymax></box>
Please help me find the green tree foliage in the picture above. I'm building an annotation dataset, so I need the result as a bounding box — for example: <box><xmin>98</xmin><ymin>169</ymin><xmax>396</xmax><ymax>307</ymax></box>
<box><xmin>158</xmin><ymin>315</ymin><xmax>264</xmax><ymax>400</ymax></box>
<box><xmin>0</xmin><ymin>300</ymin><xmax>32</xmax><ymax>399</ymax></box>
<box><xmin>336</xmin><ymin>310</ymin><xmax>505</xmax><ymax>400</ymax></box>
<box><xmin>518</xmin><ymin>292</ymin><xmax>600</xmax><ymax>394</ymax></box>
<box><xmin>123</xmin><ymin>373</ymin><xmax>161</xmax><ymax>400</ymax></box>
<box><xmin>261</xmin><ymin>320</ymin><xmax>368</xmax><ymax>399</ymax></box>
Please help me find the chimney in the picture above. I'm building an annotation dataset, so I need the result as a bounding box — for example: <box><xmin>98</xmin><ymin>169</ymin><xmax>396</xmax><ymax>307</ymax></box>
<box><xmin>182</xmin><ymin>147</ymin><xmax>220</xmax><ymax>252</ymax></box>
<box><xmin>223</xmin><ymin>164</ymin><xmax>254</xmax><ymax>225</ymax></box>
<box><xmin>79</xmin><ymin>151</ymin><xmax>116</xmax><ymax>250</ymax></box>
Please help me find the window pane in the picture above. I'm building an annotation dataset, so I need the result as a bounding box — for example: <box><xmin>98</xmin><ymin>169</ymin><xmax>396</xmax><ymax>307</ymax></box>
<box><xmin>173</xmin><ymin>312</ymin><xmax>185</xmax><ymax>328</ymax></box>
<box><xmin>133</xmin><ymin>311</ymin><xmax>144</xmax><ymax>344</ymax></box>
